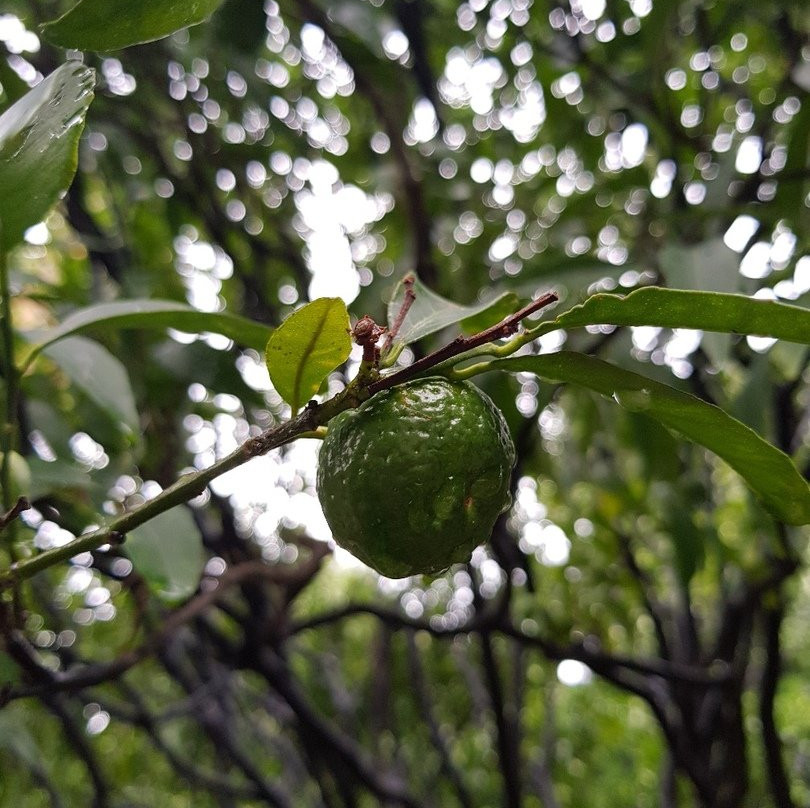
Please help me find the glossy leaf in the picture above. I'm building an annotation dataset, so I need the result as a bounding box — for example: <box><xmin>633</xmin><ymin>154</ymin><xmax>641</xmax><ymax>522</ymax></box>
<box><xmin>41</xmin><ymin>0</ymin><xmax>226</xmax><ymax>50</ymax></box>
<box><xmin>532</xmin><ymin>287</ymin><xmax>810</xmax><ymax>345</ymax></box>
<box><xmin>0</xmin><ymin>61</ymin><xmax>94</xmax><ymax>252</ymax></box>
<box><xmin>43</xmin><ymin>336</ymin><xmax>139</xmax><ymax>435</ymax></box>
<box><xmin>265</xmin><ymin>298</ymin><xmax>351</xmax><ymax>414</ymax></box>
<box><xmin>493</xmin><ymin>352</ymin><xmax>810</xmax><ymax>525</ymax></box>
<box><xmin>22</xmin><ymin>299</ymin><xmax>273</xmax><ymax>368</ymax></box>
<box><xmin>387</xmin><ymin>274</ymin><xmax>515</xmax><ymax>350</ymax></box>
<box><xmin>127</xmin><ymin>506</ymin><xmax>206</xmax><ymax>601</ymax></box>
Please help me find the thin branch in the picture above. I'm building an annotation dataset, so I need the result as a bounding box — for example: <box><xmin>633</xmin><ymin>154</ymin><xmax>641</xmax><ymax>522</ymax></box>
<box><xmin>759</xmin><ymin>603</ymin><xmax>796</xmax><ymax>808</ymax></box>
<box><xmin>406</xmin><ymin>631</ymin><xmax>475</xmax><ymax>808</ymax></box>
<box><xmin>616</xmin><ymin>530</ymin><xmax>672</xmax><ymax>660</ymax></box>
<box><xmin>381</xmin><ymin>273</ymin><xmax>416</xmax><ymax>356</ymax></box>
<box><xmin>0</xmin><ymin>394</ymin><xmax>339</xmax><ymax>586</ymax></box>
<box><xmin>159</xmin><ymin>637</ymin><xmax>292</xmax><ymax>808</ymax></box>
<box><xmin>478</xmin><ymin>628</ymin><xmax>522</xmax><ymax>808</ymax></box>
<box><xmin>1</xmin><ymin>291</ymin><xmax>557</xmax><ymax>587</ymax></box>
<box><xmin>527</xmin><ymin>684</ymin><xmax>561</xmax><ymax>808</ymax></box>
<box><xmin>368</xmin><ymin>291</ymin><xmax>558</xmax><ymax>395</ymax></box>
<box><xmin>255</xmin><ymin>646</ymin><xmax>422</xmax><ymax>808</ymax></box>
<box><xmin>102</xmin><ymin>686</ymin><xmax>263</xmax><ymax>801</ymax></box>
<box><xmin>41</xmin><ymin>695</ymin><xmax>110</xmax><ymax>808</ymax></box>
<box><xmin>3</xmin><ymin>557</ymin><xmax>326</xmax><ymax>702</ymax></box>
<box><xmin>0</xmin><ymin>496</ymin><xmax>29</xmax><ymax>530</ymax></box>
<box><xmin>290</xmin><ymin>601</ymin><xmax>727</xmax><ymax>686</ymax></box>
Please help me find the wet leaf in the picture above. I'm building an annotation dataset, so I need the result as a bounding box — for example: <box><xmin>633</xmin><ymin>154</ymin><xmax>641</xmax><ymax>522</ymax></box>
<box><xmin>0</xmin><ymin>62</ymin><xmax>94</xmax><ymax>252</ymax></box>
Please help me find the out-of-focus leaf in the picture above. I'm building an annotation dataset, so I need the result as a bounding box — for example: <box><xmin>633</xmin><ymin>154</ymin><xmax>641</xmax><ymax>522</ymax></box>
<box><xmin>127</xmin><ymin>506</ymin><xmax>205</xmax><ymax>601</ymax></box>
<box><xmin>265</xmin><ymin>298</ymin><xmax>351</xmax><ymax>414</ymax></box>
<box><xmin>22</xmin><ymin>299</ymin><xmax>273</xmax><ymax>368</ymax></box>
<box><xmin>0</xmin><ymin>61</ymin><xmax>94</xmax><ymax>252</ymax></box>
<box><xmin>213</xmin><ymin>0</ymin><xmax>266</xmax><ymax>52</ymax></box>
<box><xmin>532</xmin><ymin>287</ymin><xmax>810</xmax><ymax>344</ymax></box>
<box><xmin>461</xmin><ymin>292</ymin><xmax>520</xmax><ymax>334</ymax></box>
<box><xmin>26</xmin><ymin>456</ymin><xmax>96</xmax><ymax>500</ymax></box>
<box><xmin>0</xmin><ymin>709</ymin><xmax>36</xmax><ymax>757</ymax></box>
<box><xmin>41</xmin><ymin>0</ymin><xmax>226</xmax><ymax>50</ymax></box>
<box><xmin>43</xmin><ymin>336</ymin><xmax>139</xmax><ymax>435</ymax></box>
<box><xmin>520</xmin><ymin>252</ymin><xmax>632</xmax><ymax>288</ymax></box>
<box><xmin>774</xmin><ymin>101</ymin><xmax>810</xmax><ymax>224</ymax></box>
<box><xmin>0</xmin><ymin>652</ymin><xmax>20</xmax><ymax>686</ymax></box>
<box><xmin>492</xmin><ymin>352</ymin><xmax>810</xmax><ymax>525</ymax></box>
<box><xmin>0</xmin><ymin>57</ymin><xmax>29</xmax><ymax>111</ymax></box>
<box><xmin>659</xmin><ymin>239</ymin><xmax>740</xmax><ymax>292</ymax></box>
<box><xmin>387</xmin><ymin>274</ymin><xmax>514</xmax><ymax>349</ymax></box>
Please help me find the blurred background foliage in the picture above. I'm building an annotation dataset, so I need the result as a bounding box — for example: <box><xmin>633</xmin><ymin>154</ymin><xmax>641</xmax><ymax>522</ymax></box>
<box><xmin>0</xmin><ymin>0</ymin><xmax>809</xmax><ymax>806</ymax></box>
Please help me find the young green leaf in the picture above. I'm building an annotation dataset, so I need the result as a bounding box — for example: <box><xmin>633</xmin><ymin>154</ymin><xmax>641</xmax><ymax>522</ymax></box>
<box><xmin>387</xmin><ymin>274</ymin><xmax>515</xmax><ymax>349</ymax></box>
<box><xmin>493</xmin><ymin>352</ymin><xmax>810</xmax><ymax>525</ymax></box>
<box><xmin>265</xmin><ymin>298</ymin><xmax>351</xmax><ymax>414</ymax></box>
<box><xmin>531</xmin><ymin>287</ymin><xmax>810</xmax><ymax>345</ymax></box>
<box><xmin>127</xmin><ymin>506</ymin><xmax>206</xmax><ymax>602</ymax></box>
<box><xmin>41</xmin><ymin>0</ymin><xmax>226</xmax><ymax>50</ymax></box>
<box><xmin>0</xmin><ymin>61</ymin><xmax>94</xmax><ymax>252</ymax></box>
<box><xmin>43</xmin><ymin>336</ymin><xmax>139</xmax><ymax>436</ymax></box>
<box><xmin>21</xmin><ymin>299</ymin><xmax>273</xmax><ymax>370</ymax></box>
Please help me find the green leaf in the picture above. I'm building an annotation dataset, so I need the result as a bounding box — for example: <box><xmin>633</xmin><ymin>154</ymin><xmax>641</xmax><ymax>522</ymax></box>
<box><xmin>532</xmin><ymin>287</ymin><xmax>810</xmax><ymax>345</ymax></box>
<box><xmin>493</xmin><ymin>352</ymin><xmax>810</xmax><ymax>525</ymax></box>
<box><xmin>22</xmin><ymin>299</ymin><xmax>273</xmax><ymax>369</ymax></box>
<box><xmin>387</xmin><ymin>274</ymin><xmax>514</xmax><ymax>349</ymax></box>
<box><xmin>26</xmin><ymin>456</ymin><xmax>98</xmax><ymax>500</ymax></box>
<box><xmin>41</xmin><ymin>0</ymin><xmax>226</xmax><ymax>50</ymax></box>
<box><xmin>127</xmin><ymin>506</ymin><xmax>206</xmax><ymax>601</ymax></box>
<box><xmin>265</xmin><ymin>298</ymin><xmax>351</xmax><ymax>414</ymax></box>
<box><xmin>460</xmin><ymin>292</ymin><xmax>520</xmax><ymax>335</ymax></box>
<box><xmin>0</xmin><ymin>61</ymin><xmax>94</xmax><ymax>253</ymax></box>
<box><xmin>658</xmin><ymin>239</ymin><xmax>740</xmax><ymax>293</ymax></box>
<box><xmin>43</xmin><ymin>336</ymin><xmax>139</xmax><ymax>435</ymax></box>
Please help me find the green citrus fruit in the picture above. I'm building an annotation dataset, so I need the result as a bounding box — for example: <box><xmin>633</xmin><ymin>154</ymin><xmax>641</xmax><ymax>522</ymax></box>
<box><xmin>317</xmin><ymin>377</ymin><xmax>515</xmax><ymax>578</ymax></box>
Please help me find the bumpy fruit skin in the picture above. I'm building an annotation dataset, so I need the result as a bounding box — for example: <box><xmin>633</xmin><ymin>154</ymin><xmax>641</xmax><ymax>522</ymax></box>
<box><xmin>317</xmin><ymin>377</ymin><xmax>515</xmax><ymax>578</ymax></box>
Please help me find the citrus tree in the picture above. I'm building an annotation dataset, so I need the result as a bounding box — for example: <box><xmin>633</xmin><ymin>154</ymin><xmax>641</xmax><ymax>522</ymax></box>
<box><xmin>1</xmin><ymin>1</ymin><xmax>809</xmax><ymax>806</ymax></box>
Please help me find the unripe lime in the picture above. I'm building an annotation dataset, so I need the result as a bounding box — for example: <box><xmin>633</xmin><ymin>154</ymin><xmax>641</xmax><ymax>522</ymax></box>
<box><xmin>317</xmin><ymin>377</ymin><xmax>515</xmax><ymax>578</ymax></box>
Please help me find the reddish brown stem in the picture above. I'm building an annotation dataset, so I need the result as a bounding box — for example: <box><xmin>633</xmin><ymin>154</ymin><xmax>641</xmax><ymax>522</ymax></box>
<box><xmin>0</xmin><ymin>497</ymin><xmax>29</xmax><ymax>530</ymax></box>
<box><xmin>381</xmin><ymin>274</ymin><xmax>416</xmax><ymax>356</ymax></box>
<box><xmin>369</xmin><ymin>291</ymin><xmax>558</xmax><ymax>395</ymax></box>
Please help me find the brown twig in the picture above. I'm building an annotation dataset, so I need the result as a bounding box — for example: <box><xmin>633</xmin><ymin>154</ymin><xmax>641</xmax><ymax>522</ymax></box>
<box><xmin>380</xmin><ymin>274</ymin><xmax>416</xmax><ymax>356</ymax></box>
<box><xmin>369</xmin><ymin>291</ymin><xmax>558</xmax><ymax>395</ymax></box>
<box><xmin>0</xmin><ymin>496</ymin><xmax>29</xmax><ymax>530</ymax></box>
<box><xmin>2</xmin><ymin>554</ymin><xmax>328</xmax><ymax>703</ymax></box>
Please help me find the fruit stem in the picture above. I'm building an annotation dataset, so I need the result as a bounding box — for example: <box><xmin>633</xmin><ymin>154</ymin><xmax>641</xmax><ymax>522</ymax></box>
<box><xmin>367</xmin><ymin>291</ymin><xmax>558</xmax><ymax>395</ymax></box>
<box><xmin>380</xmin><ymin>273</ymin><xmax>415</xmax><ymax>357</ymax></box>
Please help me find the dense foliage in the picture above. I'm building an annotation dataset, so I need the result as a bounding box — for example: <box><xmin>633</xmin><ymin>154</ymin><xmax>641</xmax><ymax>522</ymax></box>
<box><xmin>0</xmin><ymin>1</ymin><xmax>809</xmax><ymax>806</ymax></box>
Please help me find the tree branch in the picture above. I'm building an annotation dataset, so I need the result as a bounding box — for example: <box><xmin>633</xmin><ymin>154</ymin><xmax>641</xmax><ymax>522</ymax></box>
<box><xmin>1</xmin><ymin>290</ymin><xmax>557</xmax><ymax>587</ymax></box>
<box><xmin>368</xmin><ymin>291</ymin><xmax>558</xmax><ymax>395</ymax></box>
<box><xmin>3</xmin><ymin>556</ymin><xmax>327</xmax><ymax>702</ymax></box>
<box><xmin>759</xmin><ymin>603</ymin><xmax>796</xmax><ymax>808</ymax></box>
<box><xmin>405</xmin><ymin>631</ymin><xmax>475</xmax><ymax>808</ymax></box>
